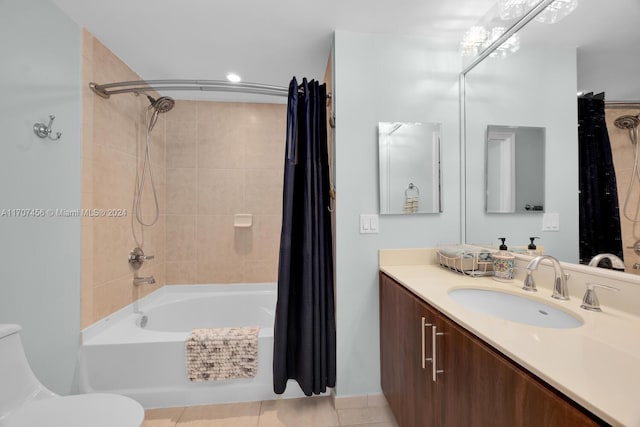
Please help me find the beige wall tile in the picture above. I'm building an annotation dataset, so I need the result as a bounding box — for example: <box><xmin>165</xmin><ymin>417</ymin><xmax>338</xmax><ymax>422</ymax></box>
<box><xmin>197</xmin><ymin>102</ymin><xmax>247</xmax><ymax>140</ymax></box>
<box><xmin>166</xmin><ymin>261</ymin><xmax>197</xmax><ymax>284</ymax></box>
<box><xmin>81</xmin><ymin>29</ymin><xmax>94</xmax><ymax>62</ymax></box>
<box><xmin>177</xmin><ymin>402</ymin><xmax>260</xmax><ymax>427</ymax></box>
<box><xmin>92</xmin><ymin>145</ymin><xmax>136</xmax><ymax>210</ymax></box>
<box><xmin>196</xmin><ymin>215</ymin><xmax>244</xmax><ymax>283</ymax></box>
<box><xmin>244</xmin><ymin>215</ymin><xmax>281</xmax><ymax>261</ymax></box>
<box><xmin>93</xmin><ymin>275</ymin><xmax>135</xmax><ymax>321</ymax></box>
<box><xmin>93</xmin><ymin>215</ymin><xmax>135</xmax><ymax>285</ymax></box>
<box><xmin>166</xmin><ymin>168</ymin><xmax>197</xmax><ymax>214</ymax></box>
<box><xmin>167</xmin><ymin>116</ymin><xmax>197</xmax><ymax>145</ymax></box>
<box><xmin>198</xmin><ymin>169</ymin><xmax>244</xmax><ymax>215</ymax></box>
<box><xmin>93</xmin><ymin>97</ymin><xmax>139</xmax><ymax>156</ymax></box>
<box><xmin>166</xmin><ymin>215</ymin><xmax>196</xmax><ymax>261</ymax></box>
<box><xmin>167</xmin><ymin>142</ymin><xmax>197</xmax><ymax>169</ymax></box>
<box><xmin>197</xmin><ymin>102</ymin><xmax>247</xmax><ymax>170</ymax></box>
<box><xmin>166</xmin><ymin>100</ymin><xmax>197</xmax><ymax>125</ymax></box>
<box><xmin>245</xmin><ymin>104</ymin><xmax>286</xmax><ymax>170</ymax></box>
<box><xmin>243</xmin><ymin>260</ymin><xmax>278</xmax><ymax>283</ymax></box>
<box><xmin>83</xmin><ymin>29</ymin><xmax>167</xmax><ymax>324</ymax></box>
<box><xmin>198</xmin><ymin>135</ymin><xmax>245</xmax><ymax>170</ymax></box>
<box><xmin>244</xmin><ymin>169</ymin><xmax>283</xmax><ymax>215</ymax></box>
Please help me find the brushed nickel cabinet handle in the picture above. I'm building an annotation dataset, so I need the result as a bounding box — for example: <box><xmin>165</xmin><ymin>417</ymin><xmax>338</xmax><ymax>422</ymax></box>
<box><xmin>432</xmin><ymin>326</ymin><xmax>444</xmax><ymax>382</ymax></box>
<box><xmin>421</xmin><ymin>317</ymin><xmax>433</xmax><ymax>369</ymax></box>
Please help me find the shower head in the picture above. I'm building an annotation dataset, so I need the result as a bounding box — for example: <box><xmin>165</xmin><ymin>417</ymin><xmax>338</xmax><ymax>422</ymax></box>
<box><xmin>145</xmin><ymin>95</ymin><xmax>174</xmax><ymax>133</ymax></box>
<box><xmin>614</xmin><ymin>114</ymin><xmax>640</xmax><ymax>130</ymax></box>
<box><xmin>146</xmin><ymin>95</ymin><xmax>175</xmax><ymax>114</ymax></box>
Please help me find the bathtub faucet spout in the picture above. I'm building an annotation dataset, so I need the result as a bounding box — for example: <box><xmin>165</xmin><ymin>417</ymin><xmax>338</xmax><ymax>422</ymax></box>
<box><xmin>133</xmin><ymin>276</ymin><xmax>156</xmax><ymax>286</ymax></box>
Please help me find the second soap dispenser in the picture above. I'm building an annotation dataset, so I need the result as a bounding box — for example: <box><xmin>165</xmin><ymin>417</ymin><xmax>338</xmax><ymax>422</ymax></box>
<box><xmin>492</xmin><ymin>237</ymin><xmax>515</xmax><ymax>282</ymax></box>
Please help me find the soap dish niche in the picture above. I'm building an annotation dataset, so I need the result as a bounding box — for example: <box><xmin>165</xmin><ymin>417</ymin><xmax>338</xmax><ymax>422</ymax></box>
<box><xmin>234</xmin><ymin>214</ymin><xmax>253</xmax><ymax>228</ymax></box>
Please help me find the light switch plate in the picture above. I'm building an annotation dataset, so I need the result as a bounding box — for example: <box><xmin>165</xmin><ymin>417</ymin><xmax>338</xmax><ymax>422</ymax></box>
<box><xmin>360</xmin><ymin>214</ymin><xmax>379</xmax><ymax>234</ymax></box>
<box><xmin>542</xmin><ymin>213</ymin><xmax>560</xmax><ymax>231</ymax></box>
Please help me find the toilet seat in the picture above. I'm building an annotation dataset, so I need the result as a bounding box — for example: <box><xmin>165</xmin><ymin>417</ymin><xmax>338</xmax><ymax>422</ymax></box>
<box><xmin>1</xmin><ymin>393</ymin><xmax>144</xmax><ymax>427</ymax></box>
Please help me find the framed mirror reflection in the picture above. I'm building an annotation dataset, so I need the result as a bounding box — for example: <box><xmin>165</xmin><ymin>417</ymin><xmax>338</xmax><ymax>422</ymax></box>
<box><xmin>378</xmin><ymin>122</ymin><xmax>442</xmax><ymax>215</ymax></box>
<box><xmin>486</xmin><ymin>125</ymin><xmax>545</xmax><ymax>214</ymax></box>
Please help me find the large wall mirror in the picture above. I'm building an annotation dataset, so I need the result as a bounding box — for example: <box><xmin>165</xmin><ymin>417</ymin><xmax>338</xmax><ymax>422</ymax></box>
<box><xmin>463</xmin><ymin>0</ymin><xmax>640</xmax><ymax>271</ymax></box>
<box><xmin>378</xmin><ymin>122</ymin><xmax>441</xmax><ymax>214</ymax></box>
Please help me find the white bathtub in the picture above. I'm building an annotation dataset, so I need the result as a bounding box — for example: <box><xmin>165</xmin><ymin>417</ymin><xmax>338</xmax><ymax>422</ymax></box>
<box><xmin>78</xmin><ymin>283</ymin><xmax>307</xmax><ymax>408</ymax></box>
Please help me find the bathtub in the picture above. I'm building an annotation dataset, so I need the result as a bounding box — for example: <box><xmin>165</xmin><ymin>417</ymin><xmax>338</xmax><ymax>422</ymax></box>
<box><xmin>78</xmin><ymin>283</ymin><xmax>307</xmax><ymax>408</ymax></box>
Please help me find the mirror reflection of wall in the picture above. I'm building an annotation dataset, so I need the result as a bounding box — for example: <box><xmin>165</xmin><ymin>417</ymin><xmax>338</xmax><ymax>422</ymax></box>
<box><xmin>378</xmin><ymin>122</ymin><xmax>441</xmax><ymax>215</ymax></box>
<box><xmin>486</xmin><ymin>125</ymin><xmax>545</xmax><ymax>214</ymax></box>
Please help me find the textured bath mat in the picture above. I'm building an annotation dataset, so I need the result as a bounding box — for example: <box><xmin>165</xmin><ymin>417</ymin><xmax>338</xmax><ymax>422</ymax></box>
<box><xmin>185</xmin><ymin>327</ymin><xmax>259</xmax><ymax>381</ymax></box>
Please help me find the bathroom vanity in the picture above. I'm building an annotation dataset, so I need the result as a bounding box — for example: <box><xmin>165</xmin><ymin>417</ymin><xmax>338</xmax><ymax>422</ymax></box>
<box><xmin>379</xmin><ymin>249</ymin><xmax>640</xmax><ymax>426</ymax></box>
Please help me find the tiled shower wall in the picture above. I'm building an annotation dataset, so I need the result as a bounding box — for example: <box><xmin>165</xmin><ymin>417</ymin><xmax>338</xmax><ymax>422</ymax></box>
<box><xmin>164</xmin><ymin>101</ymin><xmax>285</xmax><ymax>284</ymax></box>
<box><xmin>81</xmin><ymin>30</ymin><xmax>286</xmax><ymax>327</ymax></box>
<box><xmin>81</xmin><ymin>30</ymin><xmax>165</xmax><ymax>327</ymax></box>
<box><xmin>607</xmin><ymin>106</ymin><xmax>640</xmax><ymax>273</ymax></box>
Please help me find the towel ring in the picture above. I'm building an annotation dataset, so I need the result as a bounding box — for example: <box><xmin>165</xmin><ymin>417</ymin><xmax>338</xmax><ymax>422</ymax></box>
<box><xmin>405</xmin><ymin>183</ymin><xmax>420</xmax><ymax>197</ymax></box>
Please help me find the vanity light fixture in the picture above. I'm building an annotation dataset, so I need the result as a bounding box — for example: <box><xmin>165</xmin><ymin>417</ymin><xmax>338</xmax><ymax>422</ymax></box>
<box><xmin>226</xmin><ymin>72</ymin><xmax>242</xmax><ymax>83</ymax></box>
<box><xmin>497</xmin><ymin>0</ymin><xmax>529</xmax><ymax>20</ymax></box>
<box><xmin>460</xmin><ymin>26</ymin><xmax>488</xmax><ymax>57</ymax></box>
<box><xmin>484</xmin><ymin>27</ymin><xmax>520</xmax><ymax>57</ymax></box>
<box><xmin>532</xmin><ymin>0</ymin><xmax>578</xmax><ymax>24</ymax></box>
<box><xmin>497</xmin><ymin>0</ymin><xmax>578</xmax><ymax>24</ymax></box>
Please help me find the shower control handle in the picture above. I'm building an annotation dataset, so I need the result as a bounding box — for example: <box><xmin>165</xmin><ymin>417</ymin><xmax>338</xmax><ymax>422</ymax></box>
<box><xmin>129</xmin><ymin>247</ymin><xmax>154</xmax><ymax>270</ymax></box>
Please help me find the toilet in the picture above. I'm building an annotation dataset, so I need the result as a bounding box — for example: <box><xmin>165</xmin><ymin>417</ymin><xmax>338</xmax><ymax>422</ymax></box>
<box><xmin>0</xmin><ymin>324</ymin><xmax>144</xmax><ymax>427</ymax></box>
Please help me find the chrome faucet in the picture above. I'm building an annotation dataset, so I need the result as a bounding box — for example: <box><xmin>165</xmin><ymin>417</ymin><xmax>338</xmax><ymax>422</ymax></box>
<box><xmin>133</xmin><ymin>276</ymin><xmax>156</xmax><ymax>286</ymax></box>
<box><xmin>523</xmin><ymin>255</ymin><xmax>570</xmax><ymax>300</ymax></box>
<box><xmin>588</xmin><ymin>253</ymin><xmax>625</xmax><ymax>271</ymax></box>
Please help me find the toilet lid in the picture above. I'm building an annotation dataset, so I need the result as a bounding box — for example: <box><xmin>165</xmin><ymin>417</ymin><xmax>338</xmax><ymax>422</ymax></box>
<box><xmin>2</xmin><ymin>393</ymin><xmax>144</xmax><ymax>427</ymax></box>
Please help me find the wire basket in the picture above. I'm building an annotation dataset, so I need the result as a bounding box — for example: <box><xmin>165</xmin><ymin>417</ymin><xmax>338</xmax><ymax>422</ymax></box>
<box><xmin>435</xmin><ymin>245</ymin><xmax>495</xmax><ymax>277</ymax></box>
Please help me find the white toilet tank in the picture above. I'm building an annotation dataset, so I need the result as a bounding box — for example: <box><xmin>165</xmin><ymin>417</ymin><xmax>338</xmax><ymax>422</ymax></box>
<box><xmin>0</xmin><ymin>324</ymin><xmax>55</xmax><ymax>419</ymax></box>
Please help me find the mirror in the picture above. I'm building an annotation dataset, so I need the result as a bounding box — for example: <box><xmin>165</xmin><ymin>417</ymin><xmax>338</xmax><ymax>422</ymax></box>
<box><xmin>378</xmin><ymin>122</ymin><xmax>442</xmax><ymax>214</ymax></box>
<box><xmin>486</xmin><ymin>125</ymin><xmax>545</xmax><ymax>213</ymax></box>
<box><xmin>463</xmin><ymin>0</ymin><xmax>640</xmax><ymax>268</ymax></box>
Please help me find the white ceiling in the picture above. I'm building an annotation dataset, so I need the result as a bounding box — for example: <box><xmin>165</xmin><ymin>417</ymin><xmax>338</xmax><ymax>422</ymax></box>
<box><xmin>52</xmin><ymin>0</ymin><xmax>639</xmax><ymax>102</ymax></box>
<box><xmin>51</xmin><ymin>0</ymin><xmax>496</xmax><ymax>101</ymax></box>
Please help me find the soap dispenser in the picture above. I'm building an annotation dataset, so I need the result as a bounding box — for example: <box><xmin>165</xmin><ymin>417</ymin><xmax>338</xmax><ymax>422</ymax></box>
<box><xmin>492</xmin><ymin>237</ymin><xmax>515</xmax><ymax>282</ymax></box>
<box><xmin>527</xmin><ymin>237</ymin><xmax>540</xmax><ymax>255</ymax></box>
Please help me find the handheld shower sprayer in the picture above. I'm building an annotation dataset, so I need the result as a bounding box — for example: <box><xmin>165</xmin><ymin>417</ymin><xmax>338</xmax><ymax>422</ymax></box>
<box><xmin>145</xmin><ymin>95</ymin><xmax>175</xmax><ymax>132</ymax></box>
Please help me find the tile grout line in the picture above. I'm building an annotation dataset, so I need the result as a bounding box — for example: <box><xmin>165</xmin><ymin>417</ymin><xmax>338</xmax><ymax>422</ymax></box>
<box><xmin>173</xmin><ymin>406</ymin><xmax>187</xmax><ymax>427</ymax></box>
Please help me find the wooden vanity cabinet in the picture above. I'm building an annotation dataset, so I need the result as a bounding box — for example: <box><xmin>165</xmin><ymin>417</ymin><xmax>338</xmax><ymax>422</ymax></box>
<box><xmin>379</xmin><ymin>272</ymin><xmax>605</xmax><ymax>427</ymax></box>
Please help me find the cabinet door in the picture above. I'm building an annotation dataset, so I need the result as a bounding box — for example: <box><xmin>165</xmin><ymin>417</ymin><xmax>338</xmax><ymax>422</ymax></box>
<box><xmin>436</xmin><ymin>314</ymin><xmax>603</xmax><ymax>427</ymax></box>
<box><xmin>380</xmin><ymin>273</ymin><xmax>437</xmax><ymax>427</ymax></box>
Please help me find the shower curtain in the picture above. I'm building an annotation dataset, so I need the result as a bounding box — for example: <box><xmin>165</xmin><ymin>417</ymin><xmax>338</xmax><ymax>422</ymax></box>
<box><xmin>273</xmin><ymin>77</ymin><xmax>336</xmax><ymax>395</ymax></box>
<box><xmin>578</xmin><ymin>94</ymin><xmax>624</xmax><ymax>264</ymax></box>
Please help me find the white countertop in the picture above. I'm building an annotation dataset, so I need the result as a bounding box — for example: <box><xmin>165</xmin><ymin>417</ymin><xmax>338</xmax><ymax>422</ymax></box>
<box><xmin>380</xmin><ymin>250</ymin><xmax>640</xmax><ymax>426</ymax></box>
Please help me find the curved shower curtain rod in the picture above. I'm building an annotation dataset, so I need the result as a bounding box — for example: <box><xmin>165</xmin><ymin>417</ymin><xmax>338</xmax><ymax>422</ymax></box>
<box><xmin>89</xmin><ymin>79</ymin><xmax>290</xmax><ymax>98</ymax></box>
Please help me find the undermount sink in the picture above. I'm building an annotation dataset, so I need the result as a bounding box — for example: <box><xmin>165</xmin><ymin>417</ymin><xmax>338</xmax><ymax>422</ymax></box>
<box><xmin>448</xmin><ymin>288</ymin><xmax>583</xmax><ymax>329</ymax></box>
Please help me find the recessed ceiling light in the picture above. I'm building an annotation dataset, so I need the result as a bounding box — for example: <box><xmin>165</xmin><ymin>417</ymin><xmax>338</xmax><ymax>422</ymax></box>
<box><xmin>226</xmin><ymin>73</ymin><xmax>242</xmax><ymax>83</ymax></box>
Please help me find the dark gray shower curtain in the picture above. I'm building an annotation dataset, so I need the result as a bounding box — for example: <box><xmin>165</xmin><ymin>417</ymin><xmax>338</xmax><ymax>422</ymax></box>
<box><xmin>578</xmin><ymin>94</ymin><xmax>624</xmax><ymax>264</ymax></box>
<box><xmin>273</xmin><ymin>77</ymin><xmax>336</xmax><ymax>395</ymax></box>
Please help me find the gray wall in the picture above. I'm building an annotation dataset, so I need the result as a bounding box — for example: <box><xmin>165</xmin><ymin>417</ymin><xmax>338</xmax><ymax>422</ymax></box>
<box><xmin>0</xmin><ymin>0</ymin><xmax>81</xmax><ymax>394</ymax></box>
<box><xmin>333</xmin><ymin>31</ymin><xmax>461</xmax><ymax>397</ymax></box>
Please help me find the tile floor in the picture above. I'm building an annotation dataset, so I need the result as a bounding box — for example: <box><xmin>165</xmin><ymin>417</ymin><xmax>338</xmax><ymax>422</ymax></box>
<box><xmin>144</xmin><ymin>396</ymin><xmax>399</xmax><ymax>427</ymax></box>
